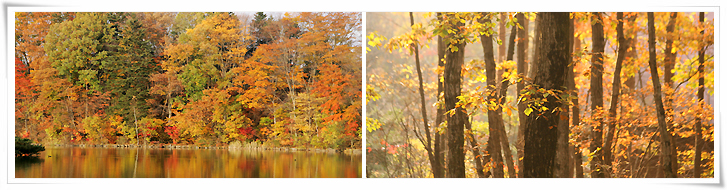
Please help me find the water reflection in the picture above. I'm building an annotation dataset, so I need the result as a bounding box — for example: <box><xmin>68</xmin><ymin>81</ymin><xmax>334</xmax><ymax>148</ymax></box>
<box><xmin>15</xmin><ymin>157</ymin><xmax>43</xmax><ymax>170</ymax></box>
<box><xmin>15</xmin><ymin>147</ymin><xmax>361</xmax><ymax>178</ymax></box>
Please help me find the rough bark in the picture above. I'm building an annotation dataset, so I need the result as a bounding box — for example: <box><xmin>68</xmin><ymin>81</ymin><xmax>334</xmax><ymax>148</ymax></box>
<box><xmin>589</xmin><ymin>12</ymin><xmax>606</xmax><ymax>178</ymax></box>
<box><xmin>409</xmin><ymin>12</ymin><xmax>438</xmax><ymax>179</ymax></box>
<box><xmin>523</xmin><ymin>12</ymin><xmax>570</xmax><ymax>178</ymax></box>
<box><xmin>647</xmin><ymin>12</ymin><xmax>676</xmax><ymax>178</ymax></box>
<box><xmin>487</xmin><ymin>111</ymin><xmax>504</xmax><ymax>178</ymax></box>
<box><xmin>555</xmin><ymin>14</ymin><xmax>574</xmax><ymax>178</ymax></box>
<box><xmin>603</xmin><ymin>12</ymin><xmax>627</xmax><ymax>178</ymax></box>
<box><xmin>555</xmin><ymin>102</ymin><xmax>572</xmax><ymax>177</ymax></box>
<box><xmin>694</xmin><ymin>12</ymin><xmax>705</xmax><ymax>178</ymax></box>
<box><xmin>515</xmin><ymin>12</ymin><xmax>530</xmax><ymax>178</ymax></box>
<box><xmin>480</xmin><ymin>13</ymin><xmax>504</xmax><ymax>178</ymax></box>
<box><xmin>444</xmin><ymin>13</ymin><xmax>467</xmax><ymax>178</ymax></box>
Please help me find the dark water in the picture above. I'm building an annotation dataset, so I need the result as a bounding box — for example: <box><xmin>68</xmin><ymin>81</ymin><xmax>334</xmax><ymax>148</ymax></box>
<box><xmin>15</xmin><ymin>146</ymin><xmax>361</xmax><ymax>178</ymax></box>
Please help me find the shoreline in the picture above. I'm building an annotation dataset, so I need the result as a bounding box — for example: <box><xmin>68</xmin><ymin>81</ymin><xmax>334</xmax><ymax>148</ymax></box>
<box><xmin>42</xmin><ymin>143</ymin><xmax>363</xmax><ymax>155</ymax></box>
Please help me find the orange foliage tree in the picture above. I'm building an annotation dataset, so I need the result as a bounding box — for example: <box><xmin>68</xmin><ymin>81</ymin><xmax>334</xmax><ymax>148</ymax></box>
<box><xmin>15</xmin><ymin>12</ymin><xmax>361</xmax><ymax>150</ymax></box>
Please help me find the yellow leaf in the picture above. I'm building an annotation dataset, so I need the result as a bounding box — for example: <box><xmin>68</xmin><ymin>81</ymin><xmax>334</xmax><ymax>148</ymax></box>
<box><xmin>524</xmin><ymin>107</ymin><xmax>533</xmax><ymax>116</ymax></box>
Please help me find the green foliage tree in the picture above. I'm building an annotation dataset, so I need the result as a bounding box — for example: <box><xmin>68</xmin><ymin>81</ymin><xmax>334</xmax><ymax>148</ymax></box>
<box><xmin>15</xmin><ymin>137</ymin><xmax>45</xmax><ymax>157</ymax></box>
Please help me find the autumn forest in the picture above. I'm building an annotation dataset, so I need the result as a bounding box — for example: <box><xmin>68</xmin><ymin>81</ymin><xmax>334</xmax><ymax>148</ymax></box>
<box><xmin>15</xmin><ymin>12</ymin><xmax>362</xmax><ymax>150</ymax></box>
<box><xmin>12</xmin><ymin>10</ymin><xmax>717</xmax><ymax>180</ymax></box>
<box><xmin>366</xmin><ymin>12</ymin><xmax>714</xmax><ymax>178</ymax></box>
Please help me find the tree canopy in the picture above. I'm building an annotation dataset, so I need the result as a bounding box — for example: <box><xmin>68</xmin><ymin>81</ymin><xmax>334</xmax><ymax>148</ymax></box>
<box><xmin>15</xmin><ymin>12</ymin><xmax>362</xmax><ymax>150</ymax></box>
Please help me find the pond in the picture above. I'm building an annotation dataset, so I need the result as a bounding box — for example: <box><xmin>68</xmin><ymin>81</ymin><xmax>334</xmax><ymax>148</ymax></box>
<box><xmin>15</xmin><ymin>146</ymin><xmax>361</xmax><ymax>178</ymax></box>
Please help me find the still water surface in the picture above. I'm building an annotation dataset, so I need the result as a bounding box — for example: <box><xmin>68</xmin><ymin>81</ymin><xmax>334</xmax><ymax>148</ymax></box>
<box><xmin>15</xmin><ymin>146</ymin><xmax>361</xmax><ymax>178</ymax></box>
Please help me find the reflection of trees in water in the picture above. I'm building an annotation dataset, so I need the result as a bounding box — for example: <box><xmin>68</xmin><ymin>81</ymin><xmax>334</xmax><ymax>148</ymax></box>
<box><xmin>15</xmin><ymin>156</ymin><xmax>43</xmax><ymax>169</ymax></box>
<box><xmin>16</xmin><ymin>147</ymin><xmax>361</xmax><ymax>178</ymax></box>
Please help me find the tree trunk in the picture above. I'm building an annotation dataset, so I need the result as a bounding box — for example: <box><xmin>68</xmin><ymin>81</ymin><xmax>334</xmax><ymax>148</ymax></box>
<box><xmin>694</xmin><ymin>12</ymin><xmax>705</xmax><ymax>178</ymax></box>
<box><xmin>603</xmin><ymin>12</ymin><xmax>627</xmax><ymax>178</ymax></box>
<box><xmin>647</xmin><ymin>12</ymin><xmax>676</xmax><ymax>178</ymax></box>
<box><xmin>664</xmin><ymin>13</ymin><xmax>679</xmax><ymax>161</ymax></box>
<box><xmin>570</xmin><ymin>17</ymin><xmax>584</xmax><ymax>178</ymax></box>
<box><xmin>663</xmin><ymin>12</ymin><xmax>680</xmax><ymax>177</ymax></box>
<box><xmin>555</xmin><ymin>14</ymin><xmax>574</xmax><ymax>178</ymax></box>
<box><xmin>498</xmin><ymin>24</ymin><xmax>517</xmax><ymax>178</ymax></box>
<box><xmin>621</xmin><ymin>13</ymin><xmax>638</xmax><ymax>178</ymax></box>
<box><xmin>430</xmin><ymin>13</ymin><xmax>446</xmax><ymax>178</ymax></box>
<box><xmin>499</xmin><ymin>12</ymin><xmax>507</xmax><ymax>63</ymax></box>
<box><xmin>480</xmin><ymin>13</ymin><xmax>504</xmax><ymax>178</ymax></box>
<box><xmin>166</xmin><ymin>74</ymin><xmax>173</xmax><ymax>120</ymax></box>
<box><xmin>132</xmin><ymin>97</ymin><xmax>139</xmax><ymax>145</ymax></box>
<box><xmin>444</xmin><ymin>13</ymin><xmax>467</xmax><ymax>178</ymax></box>
<box><xmin>555</xmin><ymin>103</ymin><xmax>571</xmax><ymax>178</ymax></box>
<box><xmin>515</xmin><ymin>12</ymin><xmax>529</xmax><ymax>178</ymax></box>
<box><xmin>408</xmin><ymin>12</ymin><xmax>438</xmax><ymax>179</ymax></box>
<box><xmin>623</xmin><ymin>12</ymin><xmax>637</xmax><ymax>104</ymax></box>
<box><xmin>589</xmin><ymin>12</ymin><xmax>606</xmax><ymax>178</ymax></box>
<box><xmin>64</xmin><ymin>94</ymin><xmax>78</xmax><ymax>141</ymax></box>
<box><xmin>487</xmin><ymin>118</ymin><xmax>504</xmax><ymax>178</ymax></box>
<box><xmin>663</xmin><ymin>12</ymin><xmax>678</xmax><ymax>97</ymax></box>
<box><xmin>523</xmin><ymin>12</ymin><xmax>570</xmax><ymax>178</ymax></box>
<box><xmin>624</xmin><ymin>31</ymin><xmax>637</xmax><ymax>92</ymax></box>
<box><xmin>528</xmin><ymin>13</ymin><xmax>540</xmax><ymax>79</ymax></box>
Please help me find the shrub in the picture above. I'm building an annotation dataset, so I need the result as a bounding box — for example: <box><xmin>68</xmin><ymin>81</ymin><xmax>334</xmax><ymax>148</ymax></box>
<box><xmin>15</xmin><ymin>137</ymin><xmax>45</xmax><ymax>157</ymax></box>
